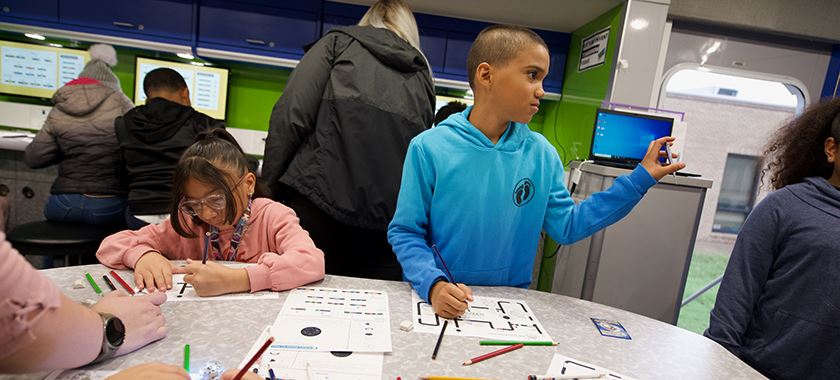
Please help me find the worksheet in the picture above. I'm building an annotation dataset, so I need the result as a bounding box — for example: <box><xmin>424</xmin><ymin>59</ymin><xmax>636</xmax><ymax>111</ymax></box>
<box><xmin>411</xmin><ymin>291</ymin><xmax>553</xmax><ymax>341</ymax></box>
<box><xmin>133</xmin><ymin>273</ymin><xmax>280</xmax><ymax>302</ymax></box>
<box><xmin>545</xmin><ymin>353</ymin><xmax>637</xmax><ymax>380</ymax></box>
<box><xmin>271</xmin><ymin>287</ymin><xmax>392</xmax><ymax>352</ymax></box>
<box><xmin>242</xmin><ymin>326</ymin><xmax>384</xmax><ymax>380</ymax></box>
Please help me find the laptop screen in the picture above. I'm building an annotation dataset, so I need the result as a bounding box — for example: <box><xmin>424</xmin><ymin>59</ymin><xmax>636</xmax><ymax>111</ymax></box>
<box><xmin>589</xmin><ymin>108</ymin><xmax>674</xmax><ymax>167</ymax></box>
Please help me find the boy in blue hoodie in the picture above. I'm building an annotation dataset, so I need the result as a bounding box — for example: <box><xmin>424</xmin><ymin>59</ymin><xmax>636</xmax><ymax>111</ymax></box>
<box><xmin>388</xmin><ymin>25</ymin><xmax>685</xmax><ymax>318</ymax></box>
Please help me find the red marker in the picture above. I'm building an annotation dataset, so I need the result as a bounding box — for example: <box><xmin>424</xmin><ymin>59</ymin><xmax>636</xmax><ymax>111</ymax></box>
<box><xmin>109</xmin><ymin>270</ymin><xmax>135</xmax><ymax>295</ymax></box>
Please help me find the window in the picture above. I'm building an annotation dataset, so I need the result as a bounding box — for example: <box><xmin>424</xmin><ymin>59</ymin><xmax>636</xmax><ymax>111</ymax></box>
<box><xmin>713</xmin><ymin>154</ymin><xmax>760</xmax><ymax>234</ymax></box>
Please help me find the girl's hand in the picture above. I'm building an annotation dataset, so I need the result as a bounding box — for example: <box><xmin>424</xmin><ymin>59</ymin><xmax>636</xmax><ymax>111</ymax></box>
<box><xmin>640</xmin><ymin>136</ymin><xmax>686</xmax><ymax>181</ymax></box>
<box><xmin>105</xmin><ymin>362</ymin><xmax>189</xmax><ymax>380</ymax></box>
<box><xmin>174</xmin><ymin>259</ymin><xmax>250</xmax><ymax>297</ymax></box>
<box><xmin>134</xmin><ymin>251</ymin><xmax>174</xmax><ymax>292</ymax></box>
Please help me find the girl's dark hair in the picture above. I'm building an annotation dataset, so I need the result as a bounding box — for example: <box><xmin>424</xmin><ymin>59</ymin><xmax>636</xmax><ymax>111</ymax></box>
<box><xmin>761</xmin><ymin>97</ymin><xmax>840</xmax><ymax>190</ymax></box>
<box><xmin>170</xmin><ymin>128</ymin><xmax>265</xmax><ymax>237</ymax></box>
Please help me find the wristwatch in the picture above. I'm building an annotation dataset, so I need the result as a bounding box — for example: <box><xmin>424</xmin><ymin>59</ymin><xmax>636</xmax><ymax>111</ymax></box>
<box><xmin>92</xmin><ymin>313</ymin><xmax>125</xmax><ymax>364</ymax></box>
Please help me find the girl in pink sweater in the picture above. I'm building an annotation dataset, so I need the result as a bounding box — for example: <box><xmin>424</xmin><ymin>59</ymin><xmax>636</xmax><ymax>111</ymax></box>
<box><xmin>97</xmin><ymin>129</ymin><xmax>325</xmax><ymax>296</ymax></box>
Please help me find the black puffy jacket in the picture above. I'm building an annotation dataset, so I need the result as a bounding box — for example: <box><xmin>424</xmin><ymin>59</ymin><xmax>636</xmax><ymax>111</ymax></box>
<box><xmin>263</xmin><ymin>25</ymin><xmax>435</xmax><ymax>230</ymax></box>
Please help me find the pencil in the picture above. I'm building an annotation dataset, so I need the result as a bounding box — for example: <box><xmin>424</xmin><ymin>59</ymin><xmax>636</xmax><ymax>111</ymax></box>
<box><xmin>202</xmin><ymin>232</ymin><xmax>210</xmax><ymax>264</ymax></box>
<box><xmin>431</xmin><ymin>319</ymin><xmax>448</xmax><ymax>360</ymax></box>
<box><xmin>232</xmin><ymin>336</ymin><xmax>274</xmax><ymax>380</ymax></box>
<box><xmin>101</xmin><ymin>275</ymin><xmax>116</xmax><ymax>291</ymax></box>
<box><xmin>462</xmin><ymin>343</ymin><xmax>524</xmax><ymax>366</ymax></box>
<box><xmin>109</xmin><ymin>270</ymin><xmax>135</xmax><ymax>295</ymax></box>
<box><xmin>430</xmin><ymin>243</ymin><xmax>455</xmax><ymax>283</ymax></box>
<box><xmin>84</xmin><ymin>273</ymin><xmax>102</xmax><ymax>295</ymax></box>
<box><xmin>268</xmin><ymin>368</ymin><xmax>276</xmax><ymax>380</ymax></box>
<box><xmin>479</xmin><ymin>340</ymin><xmax>558</xmax><ymax>346</ymax></box>
<box><xmin>183</xmin><ymin>344</ymin><xmax>190</xmax><ymax>372</ymax></box>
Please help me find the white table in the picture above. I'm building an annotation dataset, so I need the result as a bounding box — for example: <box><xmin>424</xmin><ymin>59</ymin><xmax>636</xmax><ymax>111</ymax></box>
<box><xmin>6</xmin><ymin>264</ymin><xmax>765</xmax><ymax>379</ymax></box>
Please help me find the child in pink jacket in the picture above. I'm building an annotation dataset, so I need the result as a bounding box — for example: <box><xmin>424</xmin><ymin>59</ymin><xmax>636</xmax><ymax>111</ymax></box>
<box><xmin>97</xmin><ymin>129</ymin><xmax>325</xmax><ymax>296</ymax></box>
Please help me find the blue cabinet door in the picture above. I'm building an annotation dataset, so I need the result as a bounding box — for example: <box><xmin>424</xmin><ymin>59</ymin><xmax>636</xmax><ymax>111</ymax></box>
<box><xmin>443</xmin><ymin>32</ymin><xmax>475</xmax><ymax>79</ymax></box>
<box><xmin>60</xmin><ymin>0</ymin><xmax>192</xmax><ymax>41</ymax></box>
<box><xmin>199</xmin><ymin>0</ymin><xmax>319</xmax><ymax>58</ymax></box>
<box><xmin>0</xmin><ymin>0</ymin><xmax>58</xmax><ymax>22</ymax></box>
<box><xmin>419</xmin><ymin>27</ymin><xmax>445</xmax><ymax>74</ymax></box>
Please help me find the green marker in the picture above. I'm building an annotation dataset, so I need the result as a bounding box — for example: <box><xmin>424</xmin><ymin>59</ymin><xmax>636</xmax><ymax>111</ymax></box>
<box><xmin>479</xmin><ymin>340</ymin><xmax>558</xmax><ymax>346</ymax></box>
<box><xmin>84</xmin><ymin>273</ymin><xmax>102</xmax><ymax>295</ymax></box>
<box><xmin>183</xmin><ymin>344</ymin><xmax>190</xmax><ymax>372</ymax></box>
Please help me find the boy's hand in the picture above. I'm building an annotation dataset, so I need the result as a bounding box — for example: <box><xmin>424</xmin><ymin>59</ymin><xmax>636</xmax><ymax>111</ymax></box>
<box><xmin>106</xmin><ymin>363</ymin><xmax>188</xmax><ymax>380</ymax></box>
<box><xmin>174</xmin><ymin>259</ymin><xmax>250</xmax><ymax>297</ymax></box>
<box><xmin>430</xmin><ymin>281</ymin><xmax>474</xmax><ymax>318</ymax></box>
<box><xmin>641</xmin><ymin>136</ymin><xmax>686</xmax><ymax>180</ymax></box>
<box><xmin>134</xmin><ymin>251</ymin><xmax>174</xmax><ymax>292</ymax></box>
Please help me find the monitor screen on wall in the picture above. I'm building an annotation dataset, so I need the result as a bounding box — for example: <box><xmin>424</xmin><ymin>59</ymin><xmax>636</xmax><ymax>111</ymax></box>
<box><xmin>0</xmin><ymin>40</ymin><xmax>90</xmax><ymax>98</ymax></box>
<box><xmin>134</xmin><ymin>57</ymin><xmax>229</xmax><ymax>120</ymax></box>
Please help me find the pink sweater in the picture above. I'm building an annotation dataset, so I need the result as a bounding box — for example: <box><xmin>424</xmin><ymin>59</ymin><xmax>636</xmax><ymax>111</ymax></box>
<box><xmin>96</xmin><ymin>198</ymin><xmax>325</xmax><ymax>292</ymax></box>
<box><xmin>0</xmin><ymin>232</ymin><xmax>61</xmax><ymax>359</ymax></box>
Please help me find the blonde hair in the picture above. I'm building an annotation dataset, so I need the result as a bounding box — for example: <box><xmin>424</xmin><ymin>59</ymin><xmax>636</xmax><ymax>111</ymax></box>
<box><xmin>358</xmin><ymin>0</ymin><xmax>422</xmax><ymax>54</ymax></box>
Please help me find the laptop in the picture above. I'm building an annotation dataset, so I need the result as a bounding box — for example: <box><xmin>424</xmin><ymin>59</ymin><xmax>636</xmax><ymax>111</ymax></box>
<box><xmin>588</xmin><ymin>108</ymin><xmax>675</xmax><ymax>169</ymax></box>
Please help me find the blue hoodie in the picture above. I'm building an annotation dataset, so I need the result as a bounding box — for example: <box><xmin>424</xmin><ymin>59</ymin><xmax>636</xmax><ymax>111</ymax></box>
<box><xmin>388</xmin><ymin>107</ymin><xmax>657</xmax><ymax>301</ymax></box>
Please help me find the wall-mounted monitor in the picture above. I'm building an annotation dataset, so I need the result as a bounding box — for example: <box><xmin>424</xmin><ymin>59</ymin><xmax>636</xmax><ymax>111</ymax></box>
<box><xmin>0</xmin><ymin>39</ymin><xmax>90</xmax><ymax>98</ymax></box>
<box><xmin>134</xmin><ymin>57</ymin><xmax>230</xmax><ymax>120</ymax></box>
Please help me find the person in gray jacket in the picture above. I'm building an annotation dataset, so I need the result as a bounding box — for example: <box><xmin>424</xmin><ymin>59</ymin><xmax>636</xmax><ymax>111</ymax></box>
<box><xmin>262</xmin><ymin>0</ymin><xmax>435</xmax><ymax>280</ymax></box>
<box><xmin>705</xmin><ymin>98</ymin><xmax>840</xmax><ymax>379</ymax></box>
<box><xmin>24</xmin><ymin>44</ymin><xmax>133</xmax><ymax>226</ymax></box>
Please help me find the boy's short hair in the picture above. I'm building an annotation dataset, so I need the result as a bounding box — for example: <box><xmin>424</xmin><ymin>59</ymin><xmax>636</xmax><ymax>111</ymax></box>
<box><xmin>466</xmin><ymin>25</ymin><xmax>548</xmax><ymax>89</ymax></box>
<box><xmin>143</xmin><ymin>67</ymin><xmax>188</xmax><ymax>97</ymax></box>
<box><xmin>434</xmin><ymin>101</ymin><xmax>468</xmax><ymax>126</ymax></box>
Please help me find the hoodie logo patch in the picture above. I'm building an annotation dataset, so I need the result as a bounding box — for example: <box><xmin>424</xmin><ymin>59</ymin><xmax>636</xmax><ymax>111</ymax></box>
<box><xmin>513</xmin><ymin>178</ymin><xmax>534</xmax><ymax>207</ymax></box>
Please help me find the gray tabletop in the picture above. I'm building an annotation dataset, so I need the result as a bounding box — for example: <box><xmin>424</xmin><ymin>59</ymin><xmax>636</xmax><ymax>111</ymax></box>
<box><xmin>8</xmin><ymin>264</ymin><xmax>764</xmax><ymax>380</ymax></box>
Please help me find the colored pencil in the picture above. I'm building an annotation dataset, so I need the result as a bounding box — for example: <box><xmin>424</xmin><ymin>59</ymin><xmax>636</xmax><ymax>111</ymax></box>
<box><xmin>232</xmin><ymin>336</ymin><xmax>274</xmax><ymax>380</ymax></box>
<box><xmin>431</xmin><ymin>243</ymin><xmax>470</xmax><ymax>311</ymax></box>
<box><xmin>430</xmin><ymin>243</ymin><xmax>455</xmax><ymax>283</ymax></box>
<box><xmin>431</xmin><ymin>319</ymin><xmax>448</xmax><ymax>360</ymax></box>
<box><xmin>202</xmin><ymin>232</ymin><xmax>210</xmax><ymax>264</ymax></box>
<box><xmin>109</xmin><ymin>270</ymin><xmax>135</xmax><ymax>295</ymax></box>
<box><xmin>268</xmin><ymin>368</ymin><xmax>276</xmax><ymax>380</ymax></box>
<box><xmin>527</xmin><ymin>373</ymin><xmax>608</xmax><ymax>380</ymax></box>
<box><xmin>102</xmin><ymin>275</ymin><xmax>116</xmax><ymax>291</ymax></box>
<box><xmin>183</xmin><ymin>344</ymin><xmax>190</xmax><ymax>372</ymax></box>
<box><xmin>84</xmin><ymin>273</ymin><xmax>102</xmax><ymax>295</ymax></box>
<box><xmin>479</xmin><ymin>340</ymin><xmax>558</xmax><ymax>346</ymax></box>
<box><xmin>462</xmin><ymin>343</ymin><xmax>524</xmax><ymax>366</ymax></box>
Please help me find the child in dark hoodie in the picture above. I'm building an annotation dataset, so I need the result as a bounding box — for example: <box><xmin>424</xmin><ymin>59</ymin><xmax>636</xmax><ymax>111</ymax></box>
<box><xmin>115</xmin><ymin>67</ymin><xmax>225</xmax><ymax>229</ymax></box>
<box><xmin>705</xmin><ymin>98</ymin><xmax>840</xmax><ymax>380</ymax></box>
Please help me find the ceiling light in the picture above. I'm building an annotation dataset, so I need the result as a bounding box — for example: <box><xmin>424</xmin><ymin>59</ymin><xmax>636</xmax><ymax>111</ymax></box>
<box><xmin>629</xmin><ymin>18</ymin><xmax>649</xmax><ymax>30</ymax></box>
<box><xmin>705</xmin><ymin>41</ymin><xmax>721</xmax><ymax>55</ymax></box>
<box><xmin>48</xmin><ymin>43</ymin><xmax>63</xmax><ymax>48</ymax></box>
<box><xmin>189</xmin><ymin>61</ymin><xmax>206</xmax><ymax>67</ymax></box>
<box><xmin>24</xmin><ymin>33</ymin><xmax>45</xmax><ymax>40</ymax></box>
<box><xmin>177</xmin><ymin>52</ymin><xmax>194</xmax><ymax>60</ymax></box>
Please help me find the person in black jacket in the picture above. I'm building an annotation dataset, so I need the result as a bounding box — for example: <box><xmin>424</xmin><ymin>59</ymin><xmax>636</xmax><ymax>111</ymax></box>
<box><xmin>116</xmin><ymin>68</ymin><xmax>225</xmax><ymax>229</ymax></box>
<box><xmin>262</xmin><ymin>0</ymin><xmax>435</xmax><ymax>281</ymax></box>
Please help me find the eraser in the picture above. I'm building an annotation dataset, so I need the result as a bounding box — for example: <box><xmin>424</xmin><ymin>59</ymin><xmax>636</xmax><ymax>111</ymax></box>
<box><xmin>81</xmin><ymin>299</ymin><xmax>97</xmax><ymax>307</ymax></box>
<box><xmin>72</xmin><ymin>279</ymin><xmax>85</xmax><ymax>289</ymax></box>
<box><xmin>399</xmin><ymin>320</ymin><xmax>412</xmax><ymax>332</ymax></box>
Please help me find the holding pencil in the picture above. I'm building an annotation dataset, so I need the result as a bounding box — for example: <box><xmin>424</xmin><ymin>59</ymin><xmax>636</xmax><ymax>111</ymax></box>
<box><xmin>429</xmin><ymin>243</ymin><xmax>473</xmax><ymax>317</ymax></box>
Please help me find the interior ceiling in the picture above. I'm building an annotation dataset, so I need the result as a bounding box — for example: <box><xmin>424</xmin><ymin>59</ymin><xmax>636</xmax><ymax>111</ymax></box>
<box><xmin>332</xmin><ymin>0</ymin><xmax>624</xmax><ymax>32</ymax></box>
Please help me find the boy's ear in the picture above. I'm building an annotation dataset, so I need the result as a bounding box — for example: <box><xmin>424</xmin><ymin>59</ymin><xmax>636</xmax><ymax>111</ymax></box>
<box><xmin>475</xmin><ymin>62</ymin><xmax>493</xmax><ymax>89</ymax></box>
